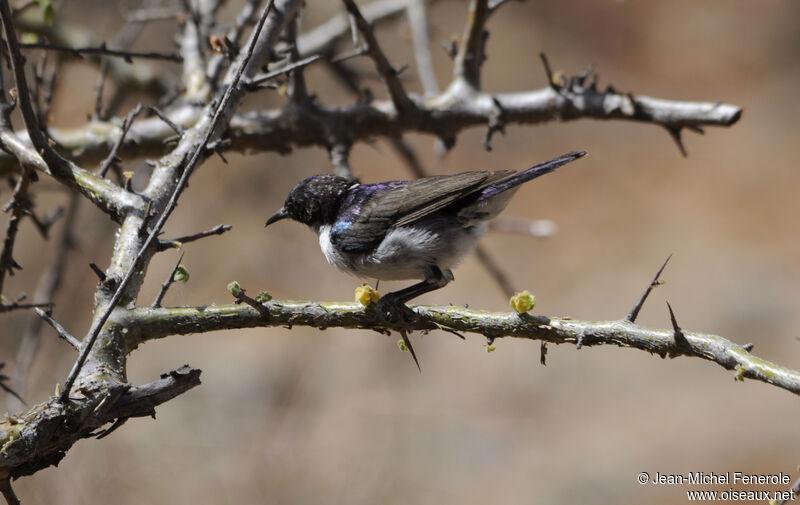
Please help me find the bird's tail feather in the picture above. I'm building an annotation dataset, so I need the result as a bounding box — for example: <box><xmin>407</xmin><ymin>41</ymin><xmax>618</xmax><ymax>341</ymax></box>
<box><xmin>479</xmin><ymin>151</ymin><xmax>586</xmax><ymax>200</ymax></box>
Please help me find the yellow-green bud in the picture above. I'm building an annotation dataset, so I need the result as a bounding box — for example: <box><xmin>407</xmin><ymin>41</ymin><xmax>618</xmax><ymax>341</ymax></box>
<box><xmin>256</xmin><ymin>291</ymin><xmax>272</xmax><ymax>303</ymax></box>
<box><xmin>510</xmin><ymin>290</ymin><xmax>536</xmax><ymax>313</ymax></box>
<box><xmin>355</xmin><ymin>284</ymin><xmax>380</xmax><ymax>306</ymax></box>
<box><xmin>397</xmin><ymin>339</ymin><xmax>408</xmax><ymax>352</ymax></box>
<box><xmin>173</xmin><ymin>265</ymin><xmax>189</xmax><ymax>283</ymax></box>
<box><xmin>734</xmin><ymin>364</ymin><xmax>746</xmax><ymax>382</ymax></box>
<box><xmin>227</xmin><ymin>281</ymin><xmax>242</xmax><ymax>297</ymax></box>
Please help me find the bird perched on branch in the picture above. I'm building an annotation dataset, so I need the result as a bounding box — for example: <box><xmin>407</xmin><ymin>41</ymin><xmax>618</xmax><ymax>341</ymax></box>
<box><xmin>265</xmin><ymin>150</ymin><xmax>586</xmax><ymax>368</ymax></box>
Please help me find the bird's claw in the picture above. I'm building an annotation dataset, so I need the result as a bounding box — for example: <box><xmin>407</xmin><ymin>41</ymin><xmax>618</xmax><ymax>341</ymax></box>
<box><xmin>376</xmin><ymin>296</ymin><xmax>419</xmax><ymax>325</ymax></box>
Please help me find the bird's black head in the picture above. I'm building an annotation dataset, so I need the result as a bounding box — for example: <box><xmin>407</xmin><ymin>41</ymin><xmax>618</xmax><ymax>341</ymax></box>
<box><xmin>265</xmin><ymin>174</ymin><xmax>354</xmax><ymax>229</ymax></box>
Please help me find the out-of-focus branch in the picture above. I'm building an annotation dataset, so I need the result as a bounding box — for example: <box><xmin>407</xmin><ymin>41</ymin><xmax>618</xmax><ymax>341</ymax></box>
<box><xmin>0</xmin><ymin>170</ymin><xmax>32</xmax><ymax>297</ymax></box>
<box><xmin>342</xmin><ymin>0</ymin><xmax>415</xmax><ymax>114</ymax></box>
<box><xmin>406</xmin><ymin>0</ymin><xmax>438</xmax><ymax>96</ymax></box>
<box><xmin>0</xmin><ymin>1</ymin><xmax>144</xmax><ymax>219</ymax></box>
<box><xmin>180</xmin><ymin>0</ymin><xmax>212</xmax><ymax>101</ymax></box>
<box><xmin>19</xmin><ymin>42</ymin><xmax>183</xmax><ymax>62</ymax></box>
<box><xmin>285</xmin><ymin>10</ymin><xmax>308</xmax><ymax>103</ymax></box>
<box><xmin>208</xmin><ymin>0</ymin><xmax>263</xmax><ymax>85</ymax></box>
<box><xmin>488</xmin><ymin>216</ymin><xmax>557</xmax><ymax>237</ymax></box>
<box><xmin>453</xmin><ymin>0</ymin><xmax>489</xmax><ymax>89</ymax></box>
<box><xmin>118</xmin><ymin>299</ymin><xmax>800</xmax><ymax>396</ymax></box>
<box><xmin>298</xmin><ymin>0</ymin><xmax>424</xmax><ymax>57</ymax></box>
<box><xmin>8</xmin><ymin>194</ymin><xmax>79</xmax><ymax>412</ymax></box>
<box><xmin>14</xmin><ymin>9</ymin><xmax>169</xmax><ymax>98</ymax></box>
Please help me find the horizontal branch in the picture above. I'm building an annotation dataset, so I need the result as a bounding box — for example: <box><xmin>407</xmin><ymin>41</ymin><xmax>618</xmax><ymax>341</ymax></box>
<box><xmin>0</xmin><ymin>80</ymin><xmax>742</xmax><ymax>176</ymax></box>
<box><xmin>122</xmin><ymin>300</ymin><xmax>800</xmax><ymax>396</ymax></box>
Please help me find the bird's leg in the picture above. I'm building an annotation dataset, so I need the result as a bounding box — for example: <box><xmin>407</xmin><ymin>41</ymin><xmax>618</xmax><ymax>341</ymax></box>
<box><xmin>376</xmin><ymin>267</ymin><xmax>454</xmax><ymax>371</ymax></box>
<box><xmin>379</xmin><ymin>266</ymin><xmax>453</xmax><ymax>311</ymax></box>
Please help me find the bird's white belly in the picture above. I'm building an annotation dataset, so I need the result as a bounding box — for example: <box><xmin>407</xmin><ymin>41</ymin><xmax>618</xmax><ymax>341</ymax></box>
<box><xmin>318</xmin><ymin>222</ymin><xmax>486</xmax><ymax>281</ymax></box>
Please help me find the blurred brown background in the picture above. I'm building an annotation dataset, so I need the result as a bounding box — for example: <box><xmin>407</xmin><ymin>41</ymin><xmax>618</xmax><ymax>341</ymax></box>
<box><xmin>3</xmin><ymin>0</ymin><xmax>800</xmax><ymax>503</ymax></box>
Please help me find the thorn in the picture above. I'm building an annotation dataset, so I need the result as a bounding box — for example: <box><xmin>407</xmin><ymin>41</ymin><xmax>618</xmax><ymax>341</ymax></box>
<box><xmin>575</xmin><ymin>63</ymin><xmax>594</xmax><ymax>86</ymax></box>
<box><xmin>540</xmin><ymin>341</ymin><xmax>547</xmax><ymax>365</ymax></box>
<box><xmin>483</xmin><ymin>96</ymin><xmax>506</xmax><ymax>151</ymax></box>
<box><xmin>539</xmin><ymin>52</ymin><xmax>559</xmax><ymax>92</ymax></box>
<box><xmin>89</xmin><ymin>262</ymin><xmax>106</xmax><ymax>281</ymax></box>
<box><xmin>742</xmin><ymin>343</ymin><xmax>754</xmax><ymax>352</ymax></box>
<box><xmin>686</xmin><ymin>124</ymin><xmax>705</xmax><ymax>135</ymax></box>
<box><xmin>666</xmin><ymin>126</ymin><xmax>688</xmax><ymax>157</ymax></box>
<box><xmin>666</xmin><ymin>301</ymin><xmax>691</xmax><ymax>353</ymax></box>
<box><xmin>441</xmin><ymin>38</ymin><xmax>458</xmax><ymax>60</ymax></box>
<box><xmin>399</xmin><ymin>330</ymin><xmax>421</xmax><ymax>372</ymax></box>
<box><xmin>625</xmin><ymin>254</ymin><xmax>672</xmax><ymax>323</ymax></box>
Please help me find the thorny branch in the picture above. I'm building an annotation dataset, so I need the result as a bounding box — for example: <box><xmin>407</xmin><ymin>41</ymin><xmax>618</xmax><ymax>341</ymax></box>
<box><xmin>19</xmin><ymin>42</ymin><xmax>183</xmax><ymax>63</ymax></box>
<box><xmin>108</xmin><ymin>299</ymin><xmax>800</xmax><ymax>397</ymax></box>
<box><xmin>0</xmin><ymin>170</ymin><xmax>32</xmax><ymax>298</ymax></box>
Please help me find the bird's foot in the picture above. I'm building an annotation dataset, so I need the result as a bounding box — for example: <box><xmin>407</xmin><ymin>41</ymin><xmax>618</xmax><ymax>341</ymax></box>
<box><xmin>376</xmin><ymin>295</ymin><xmax>419</xmax><ymax>326</ymax></box>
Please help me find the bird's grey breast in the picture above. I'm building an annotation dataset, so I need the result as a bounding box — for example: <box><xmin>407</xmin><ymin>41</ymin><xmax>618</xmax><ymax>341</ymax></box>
<box><xmin>318</xmin><ymin>219</ymin><xmax>487</xmax><ymax>281</ymax></box>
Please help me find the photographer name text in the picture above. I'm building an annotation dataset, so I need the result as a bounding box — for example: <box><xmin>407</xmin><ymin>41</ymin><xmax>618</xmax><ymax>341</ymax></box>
<box><xmin>650</xmin><ymin>471</ymin><xmax>790</xmax><ymax>486</ymax></box>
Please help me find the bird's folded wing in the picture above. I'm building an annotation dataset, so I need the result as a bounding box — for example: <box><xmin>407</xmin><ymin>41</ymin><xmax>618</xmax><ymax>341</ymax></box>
<box><xmin>331</xmin><ymin>170</ymin><xmax>511</xmax><ymax>253</ymax></box>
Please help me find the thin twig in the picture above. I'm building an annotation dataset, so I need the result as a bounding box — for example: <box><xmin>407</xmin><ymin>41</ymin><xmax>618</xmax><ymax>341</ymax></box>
<box><xmin>0</xmin><ymin>301</ymin><xmax>52</xmax><ymax>313</ymax></box>
<box><xmin>19</xmin><ymin>42</ymin><xmax>183</xmax><ymax>62</ymax></box>
<box><xmin>98</xmin><ymin>104</ymin><xmax>145</xmax><ymax>177</ymax></box>
<box><xmin>453</xmin><ymin>0</ymin><xmax>489</xmax><ymax>88</ymax></box>
<box><xmin>625</xmin><ymin>254</ymin><xmax>672</xmax><ymax>323</ymax></box>
<box><xmin>0</xmin><ymin>169</ymin><xmax>33</xmax><ymax>295</ymax></box>
<box><xmin>229</xmin><ymin>283</ymin><xmax>269</xmax><ymax>317</ymax></box>
<box><xmin>59</xmin><ymin>0</ymin><xmax>279</xmax><ymax>403</ymax></box>
<box><xmin>34</xmin><ymin>308</ymin><xmax>81</xmax><ymax>349</ymax></box>
<box><xmin>298</xmin><ymin>0</ymin><xmax>420</xmax><ymax>57</ymax></box>
<box><xmin>146</xmin><ymin>106</ymin><xmax>185</xmax><ymax>135</ymax></box>
<box><xmin>285</xmin><ymin>10</ymin><xmax>307</xmax><ymax>102</ymax></box>
<box><xmin>9</xmin><ymin>194</ymin><xmax>79</xmax><ymax>410</ymax></box>
<box><xmin>342</xmin><ymin>0</ymin><xmax>415</xmax><ymax>113</ymax></box>
<box><xmin>208</xmin><ymin>0</ymin><xmax>263</xmax><ymax>85</ymax></box>
<box><xmin>0</xmin><ymin>369</ymin><xmax>25</xmax><ymax>406</ymax></box>
<box><xmin>246</xmin><ymin>54</ymin><xmax>320</xmax><ymax>89</ymax></box>
<box><xmin>157</xmin><ymin>223</ymin><xmax>232</xmax><ymax>250</ymax></box>
<box><xmin>151</xmin><ymin>252</ymin><xmax>184</xmax><ymax>308</ymax></box>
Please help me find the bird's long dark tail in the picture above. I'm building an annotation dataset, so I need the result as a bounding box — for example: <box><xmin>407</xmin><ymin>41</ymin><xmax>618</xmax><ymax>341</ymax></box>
<box><xmin>480</xmin><ymin>151</ymin><xmax>586</xmax><ymax>200</ymax></box>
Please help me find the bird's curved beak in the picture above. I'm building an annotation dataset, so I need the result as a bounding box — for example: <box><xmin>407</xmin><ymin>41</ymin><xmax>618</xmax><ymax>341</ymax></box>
<box><xmin>264</xmin><ymin>207</ymin><xmax>289</xmax><ymax>227</ymax></box>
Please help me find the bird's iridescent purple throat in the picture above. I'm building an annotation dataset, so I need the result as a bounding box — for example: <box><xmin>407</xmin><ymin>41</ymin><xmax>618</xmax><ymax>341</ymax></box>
<box><xmin>264</xmin><ymin>151</ymin><xmax>586</xmax><ymax>369</ymax></box>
